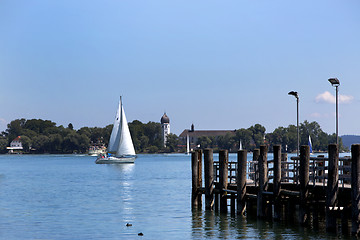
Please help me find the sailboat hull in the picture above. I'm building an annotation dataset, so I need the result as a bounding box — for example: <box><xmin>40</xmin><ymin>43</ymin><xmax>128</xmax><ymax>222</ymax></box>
<box><xmin>95</xmin><ymin>156</ymin><xmax>135</xmax><ymax>164</ymax></box>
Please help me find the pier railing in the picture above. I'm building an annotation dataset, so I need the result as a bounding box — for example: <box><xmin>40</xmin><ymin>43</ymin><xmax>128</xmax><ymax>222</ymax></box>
<box><xmin>213</xmin><ymin>153</ymin><xmax>351</xmax><ymax>188</ymax></box>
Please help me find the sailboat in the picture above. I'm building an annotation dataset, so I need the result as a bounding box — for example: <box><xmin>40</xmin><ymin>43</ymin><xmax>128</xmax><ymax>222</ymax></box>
<box><xmin>95</xmin><ymin>97</ymin><xmax>136</xmax><ymax>164</ymax></box>
<box><xmin>308</xmin><ymin>135</ymin><xmax>313</xmax><ymax>154</ymax></box>
<box><xmin>185</xmin><ymin>134</ymin><xmax>190</xmax><ymax>155</ymax></box>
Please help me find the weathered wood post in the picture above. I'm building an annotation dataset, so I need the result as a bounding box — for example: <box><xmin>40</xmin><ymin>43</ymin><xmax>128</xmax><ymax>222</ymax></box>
<box><xmin>299</xmin><ymin>145</ymin><xmax>310</xmax><ymax>226</ymax></box>
<box><xmin>351</xmin><ymin>144</ymin><xmax>360</xmax><ymax>236</ymax></box>
<box><xmin>326</xmin><ymin>144</ymin><xmax>339</xmax><ymax>232</ymax></box>
<box><xmin>257</xmin><ymin>145</ymin><xmax>268</xmax><ymax>218</ymax></box>
<box><xmin>281</xmin><ymin>153</ymin><xmax>288</xmax><ymax>182</ymax></box>
<box><xmin>204</xmin><ymin>149</ymin><xmax>214</xmax><ymax>210</ymax></box>
<box><xmin>273</xmin><ymin>145</ymin><xmax>282</xmax><ymax>221</ymax></box>
<box><xmin>219</xmin><ymin>150</ymin><xmax>228</xmax><ymax>213</ymax></box>
<box><xmin>192</xmin><ymin>150</ymin><xmax>201</xmax><ymax>209</ymax></box>
<box><xmin>237</xmin><ymin>149</ymin><xmax>247</xmax><ymax>215</ymax></box>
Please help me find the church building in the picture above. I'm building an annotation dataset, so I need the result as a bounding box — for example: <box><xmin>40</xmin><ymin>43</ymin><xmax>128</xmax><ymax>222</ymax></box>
<box><xmin>161</xmin><ymin>113</ymin><xmax>170</xmax><ymax>147</ymax></box>
<box><xmin>179</xmin><ymin>124</ymin><xmax>236</xmax><ymax>151</ymax></box>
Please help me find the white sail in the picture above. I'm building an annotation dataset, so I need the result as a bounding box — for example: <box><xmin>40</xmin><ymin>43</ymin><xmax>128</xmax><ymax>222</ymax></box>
<box><xmin>239</xmin><ymin>140</ymin><xmax>243</xmax><ymax>151</ymax></box>
<box><xmin>186</xmin><ymin>134</ymin><xmax>190</xmax><ymax>154</ymax></box>
<box><xmin>108</xmin><ymin>100</ymin><xmax>121</xmax><ymax>153</ymax></box>
<box><xmin>115</xmin><ymin>98</ymin><xmax>136</xmax><ymax>157</ymax></box>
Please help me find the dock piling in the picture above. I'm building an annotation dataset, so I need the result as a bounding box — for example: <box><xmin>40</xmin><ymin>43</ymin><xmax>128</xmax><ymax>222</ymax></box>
<box><xmin>273</xmin><ymin>145</ymin><xmax>282</xmax><ymax>221</ymax></box>
<box><xmin>237</xmin><ymin>149</ymin><xmax>247</xmax><ymax>215</ymax></box>
<box><xmin>191</xmin><ymin>150</ymin><xmax>202</xmax><ymax>209</ymax></box>
<box><xmin>326</xmin><ymin>144</ymin><xmax>339</xmax><ymax>232</ymax></box>
<box><xmin>351</xmin><ymin>144</ymin><xmax>360</xmax><ymax>236</ymax></box>
<box><xmin>204</xmin><ymin>149</ymin><xmax>214</xmax><ymax>210</ymax></box>
<box><xmin>219</xmin><ymin>150</ymin><xmax>229</xmax><ymax>213</ymax></box>
<box><xmin>257</xmin><ymin>145</ymin><xmax>268</xmax><ymax>218</ymax></box>
<box><xmin>299</xmin><ymin>145</ymin><xmax>310</xmax><ymax>225</ymax></box>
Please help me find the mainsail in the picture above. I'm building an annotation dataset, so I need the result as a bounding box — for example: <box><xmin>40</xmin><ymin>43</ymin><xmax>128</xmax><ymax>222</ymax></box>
<box><xmin>308</xmin><ymin>135</ymin><xmax>313</xmax><ymax>153</ymax></box>
<box><xmin>108</xmin><ymin>100</ymin><xmax>121</xmax><ymax>153</ymax></box>
<box><xmin>186</xmin><ymin>134</ymin><xmax>190</xmax><ymax>154</ymax></box>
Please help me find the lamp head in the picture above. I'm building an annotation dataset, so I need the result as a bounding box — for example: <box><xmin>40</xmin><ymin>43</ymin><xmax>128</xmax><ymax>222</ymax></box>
<box><xmin>328</xmin><ymin>78</ymin><xmax>340</xmax><ymax>87</ymax></box>
<box><xmin>288</xmin><ymin>91</ymin><xmax>299</xmax><ymax>99</ymax></box>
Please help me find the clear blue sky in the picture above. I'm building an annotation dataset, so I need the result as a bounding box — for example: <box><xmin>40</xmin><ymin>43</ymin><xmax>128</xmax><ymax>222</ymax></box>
<box><xmin>1</xmin><ymin>0</ymin><xmax>359</xmax><ymax>136</ymax></box>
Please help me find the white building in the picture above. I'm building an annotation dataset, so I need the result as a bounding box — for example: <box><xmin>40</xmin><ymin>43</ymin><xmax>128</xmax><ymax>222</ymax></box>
<box><xmin>7</xmin><ymin>136</ymin><xmax>23</xmax><ymax>153</ymax></box>
<box><xmin>161</xmin><ymin>113</ymin><xmax>170</xmax><ymax>147</ymax></box>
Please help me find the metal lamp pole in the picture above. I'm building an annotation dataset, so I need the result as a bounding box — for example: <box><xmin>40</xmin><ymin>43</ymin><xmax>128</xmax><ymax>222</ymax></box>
<box><xmin>288</xmin><ymin>91</ymin><xmax>299</xmax><ymax>157</ymax></box>
<box><xmin>328</xmin><ymin>78</ymin><xmax>340</xmax><ymax>145</ymax></box>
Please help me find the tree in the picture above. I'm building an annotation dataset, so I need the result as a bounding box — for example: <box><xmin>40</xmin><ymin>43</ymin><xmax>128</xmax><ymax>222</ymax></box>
<box><xmin>32</xmin><ymin>135</ymin><xmax>49</xmax><ymax>153</ymax></box>
<box><xmin>197</xmin><ymin>136</ymin><xmax>212</xmax><ymax>149</ymax></box>
<box><xmin>0</xmin><ymin>136</ymin><xmax>8</xmax><ymax>153</ymax></box>
<box><xmin>166</xmin><ymin>133</ymin><xmax>179</xmax><ymax>152</ymax></box>
<box><xmin>6</xmin><ymin>119</ymin><xmax>26</xmax><ymax>141</ymax></box>
<box><xmin>235</xmin><ymin>128</ymin><xmax>252</xmax><ymax>150</ymax></box>
<box><xmin>19</xmin><ymin>135</ymin><xmax>31</xmax><ymax>152</ymax></box>
<box><xmin>249</xmin><ymin>124</ymin><xmax>266</xmax><ymax>149</ymax></box>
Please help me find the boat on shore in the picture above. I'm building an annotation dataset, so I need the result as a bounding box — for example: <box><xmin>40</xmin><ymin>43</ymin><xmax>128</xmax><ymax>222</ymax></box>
<box><xmin>95</xmin><ymin>97</ymin><xmax>136</xmax><ymax>164</ymax></box>
<box><xmin>88</xmin><ymin>143</ymin><xmax>106</xmax><ymax>156</ymax></box>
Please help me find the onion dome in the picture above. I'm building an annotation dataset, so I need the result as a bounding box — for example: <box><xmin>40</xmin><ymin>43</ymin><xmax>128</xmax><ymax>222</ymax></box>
<box><xmin>161</xmin><ymin>113</ymin><xmax>170</xmax><ymax>124</ymax></box>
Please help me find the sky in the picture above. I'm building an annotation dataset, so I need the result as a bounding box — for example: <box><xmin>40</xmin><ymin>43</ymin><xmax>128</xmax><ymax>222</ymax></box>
<box><xmin>0</xmin><ymin>0</ymin><xmax>360</xmax><ymax>136</ymax></box>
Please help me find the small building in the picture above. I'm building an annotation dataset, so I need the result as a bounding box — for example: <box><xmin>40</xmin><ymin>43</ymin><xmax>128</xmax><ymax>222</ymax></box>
<box><xmin>179</xmin><ymin>124</ymin><xmax>236</xmax><ymax>150</ymax></box>
<box><xmin>161</xmin><ymin>113</ymin><xmax>170</xmax><ymax>147</ymax></box>
<box><xmin>7</xmin><ymin>136</ymin><xmax>23</xmax><ymax>153</ymax></box>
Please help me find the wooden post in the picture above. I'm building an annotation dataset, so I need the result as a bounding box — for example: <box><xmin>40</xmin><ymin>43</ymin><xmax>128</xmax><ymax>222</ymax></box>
<box><xmin>351</xmin><ymin>144</ymin><xmax>360</xmax><ymax>236</ymax></box>
<box><xmin>237</xmin><ymin>150</ymin><xmax>247</xmax><ymax>215</ymax></box>
<box><xmin>192</xmin><ymin>150</ymin><xmax>200</xmax><ymax>209</ymax></box>
<box><xmin>257</xmin><ymin>145</ymin><xmax>268</xmax><ymax>218</ymax></box>
<box><xmin>326</xmin><ymin>144</ymin><xmax>339</xmax><ymax>232</ymax></box>
<box><xmin>219</xmin><ymin>150</ymin><xmax>228</xmax><ymax>213</ymax></box>
<box><xmin>299</xmin><ymin>145</ymin><xmax>310</xmax><ymax>226</ymax></box>
<box><xmin>281</xmin><ymin>153</ymin><xmax>288</xmax><ymax>182</ymax></box>
<box><xmin>273</xmin><ymin>145</ymin><xmax>282</xmax><ymax>221</ymax></box>
<box><xmin>204</xmin><ymin>149</ymin><xmax>214</xmax><ymax>210</ymax></box>
<box><xmin>198</xmin><ymin>149</ymin><xmax>202</xmax><ymax>208</ymax></box>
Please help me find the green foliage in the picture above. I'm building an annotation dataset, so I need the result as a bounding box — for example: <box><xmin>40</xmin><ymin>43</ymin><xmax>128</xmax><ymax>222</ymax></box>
<box><xmin>128</xmin><ymin>120</ymin><xmax>163</xmax><ymax>153</ymax></box>
<box><xmin>0</xmin><ymin>136</ymin><xmax>8</xmax><ymax>154</ymax></box>
<box><xmin>166</xmin><ymin>133</ymin><xmax>179</xmax><ymax>152</ymax></box>
<box><xmin>1</xmin><ymin>118</ymin><xmax>347</xmax><ymax>154</ymax></box>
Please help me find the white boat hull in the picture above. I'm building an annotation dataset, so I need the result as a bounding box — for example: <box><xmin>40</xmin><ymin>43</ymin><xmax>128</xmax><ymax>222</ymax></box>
<box><xmin>95</xmin><ymin>156</ymin><xmax>135</xmax><ymax>164</ymax></box>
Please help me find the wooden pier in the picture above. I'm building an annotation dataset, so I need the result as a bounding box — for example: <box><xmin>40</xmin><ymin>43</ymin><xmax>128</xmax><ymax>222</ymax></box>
<box><xmin>191</xmin><ymin>144</ymin><xmax>360</xmax><ymax>236</ymax></box>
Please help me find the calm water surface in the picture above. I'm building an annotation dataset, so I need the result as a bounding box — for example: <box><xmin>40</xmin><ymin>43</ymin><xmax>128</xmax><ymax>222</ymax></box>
<box><xmin>0</xmin><ymin>153</ymin><xmax>351</xmax><ymax>239</ymax></box>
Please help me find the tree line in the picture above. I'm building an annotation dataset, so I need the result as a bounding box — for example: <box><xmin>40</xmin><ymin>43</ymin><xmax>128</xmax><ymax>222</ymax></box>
<box><xmin>0</xmin><ymin>118</ymin><xmax>345</xmax><ymax>154</ymax></box>
<box><xmin>196</xmin><ymin>121</ymin><xmax>344</xmax><ymax>153</ymax></box>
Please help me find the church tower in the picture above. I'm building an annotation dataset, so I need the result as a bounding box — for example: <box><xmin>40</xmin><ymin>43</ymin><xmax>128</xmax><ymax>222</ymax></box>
<box><xmin>161</xmin><ymin>113</ymin><xmax>170</xmax><ymax>147</ymax></box>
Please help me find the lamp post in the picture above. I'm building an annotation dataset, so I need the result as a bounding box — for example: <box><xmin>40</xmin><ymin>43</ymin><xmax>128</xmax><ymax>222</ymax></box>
<box><xmin>328</xmin><ymin>78</ymin><xmax>340</xmax><ymax>145</ymax></box>
<box><xmin>288</xmin><ymin>91</ymin><xmax>299</xmax><ymax>156</ymax></box>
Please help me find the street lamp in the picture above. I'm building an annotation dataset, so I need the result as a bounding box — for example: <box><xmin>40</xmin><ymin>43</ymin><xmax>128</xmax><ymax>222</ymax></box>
<box><xmin>328</xmin><ymin>78</ymin><xmax>340</xmax><ymax>145</ymax></box>
<box><xmin>288</xmin><ymin>91</ymin><xmax>299</xmax><ymax>157</ymax></box>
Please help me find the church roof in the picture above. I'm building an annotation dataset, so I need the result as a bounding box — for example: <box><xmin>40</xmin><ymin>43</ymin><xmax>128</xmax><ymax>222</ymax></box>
<box><xmin>161</xmin><ymin>113</ymin><xmax>170</xmax><ymax>124</ymax></box>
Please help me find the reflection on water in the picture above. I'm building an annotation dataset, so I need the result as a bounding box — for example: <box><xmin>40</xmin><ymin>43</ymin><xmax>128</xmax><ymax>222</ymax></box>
<box><xmin>191</xmin><ymin>208</ymin><xmax>350</xmax><ymax>240</ymax></box>
<box><xmin>109</xmin><ymin>162</ymin><xmax>135</xmax><ymax>174</ymax></box>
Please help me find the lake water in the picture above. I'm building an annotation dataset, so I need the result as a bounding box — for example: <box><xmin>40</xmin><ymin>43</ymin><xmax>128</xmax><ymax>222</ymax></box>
<box><xmin>0</xmin><ymin>153</ymin><xmax>352</xmax><ymax>239</ymax></box>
